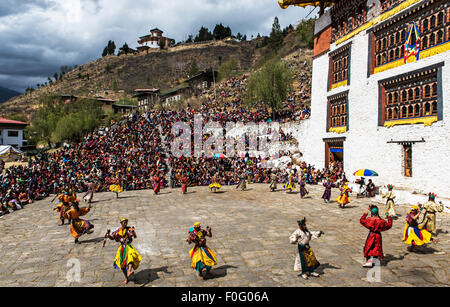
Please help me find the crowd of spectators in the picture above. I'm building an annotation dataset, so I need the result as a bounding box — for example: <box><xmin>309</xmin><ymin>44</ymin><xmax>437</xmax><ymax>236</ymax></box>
<box><xmin>1</xmin><ymin>58</ymin><xmax>343</xmax><ymax>217</ymax></box>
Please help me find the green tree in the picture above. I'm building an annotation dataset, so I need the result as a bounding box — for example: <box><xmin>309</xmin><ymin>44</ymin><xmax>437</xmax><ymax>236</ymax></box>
<box><xmin>268</xmin><ymin>16</ymin><xmax>284</xmax><ymax>52</ymax></box>
<box><xmin>118</xmin><ymin>42</ymin><xmax>133</xmax><ymax>55</ymax></box>
<box><xmin>213</xmin><ymin>23</ymin><xmax>226</xmax><ymax>40</ymax></box>
<box><xmin>102</xmin><ymin>40</ymin><xmax>116</xmax><ymax>56</ymax></box>
<box><xmin>27</xmin><ymin>95</ymin><xmax>105</xmax><ymax>145</ymax></box>
<box><xmin>107</xmin><ymin>40</ymin><xmax>116</xmax><ymax>55</ymax></box>
<box><xmin>244</xmin><ymin>58</ymin><xmax>292</xmax><ymax>119</ymax></box>
<box><xmin>218</xmin><ymin>57</ymin><xmax>239</xmax><ymax>80</ymax></box>
<box><xmin>194</xmin><ymin>26</ymin><xmax>213</xmax><ymax>42</ymax></box>
<box><xmin>296</xmin><ymin>18</ymin><xmax>316</xmax><ymax>49</ymax></box>
<box><xmin>27</xmin><ymin>95</ymin><xmax>63</xmax><ymax>147</ymax></box>
<box><xmin>188</xmin><ymin>59</ymin><xmax>200</xmax><ymax>78</ymax></box>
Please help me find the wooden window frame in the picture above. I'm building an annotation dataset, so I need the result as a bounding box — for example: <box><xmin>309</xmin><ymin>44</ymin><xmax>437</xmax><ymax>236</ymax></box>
<box><xmin>378</xmin><ymin>64</ymin><xmax>443</xmax><ymax>126</ymax></box>
<box><xmin>369</xmin><ymin>1</ymin><xmax>449</xmax><ymax>75</ymax></box>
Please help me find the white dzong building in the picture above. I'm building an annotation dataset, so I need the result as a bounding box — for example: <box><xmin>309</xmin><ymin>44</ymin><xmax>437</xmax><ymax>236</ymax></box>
<box><xmin>299</xmin><ymin>0</ymin><xmax>450</xmax><ymax>197</ymax></box>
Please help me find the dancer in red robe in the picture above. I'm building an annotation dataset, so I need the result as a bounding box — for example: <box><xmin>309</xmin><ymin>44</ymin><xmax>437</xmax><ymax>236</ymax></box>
<box><xmin>152</xmin><ymin>172</ymin><xmax>162</xmax><ymax>195</ymax></box>
<box><xmin>360</xmin><ymin>205</ymin><xmax>392</xmax><ymax>267</ymax></box>
<box><xmin>180</xmin><ymin>174</ymin><xmax>189</xmax><ymax>194</ymax></box>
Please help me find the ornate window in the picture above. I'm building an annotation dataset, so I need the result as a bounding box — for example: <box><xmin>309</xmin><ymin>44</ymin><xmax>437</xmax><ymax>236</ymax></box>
<box><xmin>379</xmin><ymin>64</ymin><xmax>442</xmax><ymax>128</ymax></box>
<box><xmin>327</xmin><ymin>91</ymin><xmax>348</xmax><ymax>133</ymax></box>
<box><xmin>370</xmin><ymin>1</ymin><xmax>449</xmax><ymax>75</ymax></box>
<box><xmin>328</xmin><ymin>43</ymin><xmax>351</xmax><ymax>91</ymax></box>
<box><xmin>403</xmin><ymin>144</ymin><xmax>412</xmax><ymax>177</ymax></box>
<box><xmin>330</xmin><ymin>0</ymin><xmax>413</xmax><ymax>43</ymax></box>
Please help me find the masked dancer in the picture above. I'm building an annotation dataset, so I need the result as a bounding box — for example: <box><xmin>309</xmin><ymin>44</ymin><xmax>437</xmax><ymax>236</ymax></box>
<box><xmin>187</xmin><ymin>222</ymin><xmax>217</xmax><ymax>280</ymax></box>
<box><xmin>65</xmin><ymin>202</ymin><xmax>94</xmax><ymax>244</ymax></box>
<box><xmin>360</xmin><ymin>205</ymin><xmax>393</xmax><ymax>267</ymax></box>
<box><xmin>289</xmin><ymin>218</ymin><xmax>323</xmax><ymax>280</ymax></box>
<box><xmin>105</xmin><ymin>218</ymin><xmax>142</xmax><ymax>284</ymax></box>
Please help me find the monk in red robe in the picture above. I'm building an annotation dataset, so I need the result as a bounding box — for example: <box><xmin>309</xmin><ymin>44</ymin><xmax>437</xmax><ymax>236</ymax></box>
<box><xmin>152</xmin><ymin>172</ymin><xmax>162</xmax><ymax>195</ymax></box>
<box><xmin>360</xmin><ymin>205</ymin><xmax>392</xmax><ymax>268</ymax></box>
<box><xmin>180</xmin><ymin>174</ymin><xmax>189</xmax><ymax>194</ymax></box>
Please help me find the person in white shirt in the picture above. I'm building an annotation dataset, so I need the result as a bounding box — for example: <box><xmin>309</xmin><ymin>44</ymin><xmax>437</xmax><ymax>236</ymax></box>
<box><xmin>289</xmin><ymin>217</ymin><xmax>324</xmax><ymax>279</ymax></box>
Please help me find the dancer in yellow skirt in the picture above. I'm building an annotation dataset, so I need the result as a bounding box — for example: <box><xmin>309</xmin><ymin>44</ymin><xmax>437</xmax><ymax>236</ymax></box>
<box><xmin>64</xmin><ymin>202</ymin><xmax>94</xmax><ymax>244</ymax></box>
<box><xmin>105</xmin><ymin>218</ymin><xmax>142</xmax><ymax>284</ymax></box>
<box><xmin>109</xmin><ymin>177</ymin><xmax>123</xmax><ymax>198</ymax></box>
<box><xmin>208</xmin><ymin>173</ymin><xmax>221</xmax><ymax>192</ymax></box>
<box><xmin>53</xmin><ymin>188</ymin><xmax>76</xmax><ymax>225</ymax></box>
<box><xmin>402</xmin><ymin>205</ymin><xmax>434</xmax><ymax>252</ymax></box>
<box><xmin>187</xmin><ymin>222</ymin><xmax>217</xmax><ymax>280</ymax></box>
<box><xmin>283</xmin><ymin>172</ymin><xmax>296</xmax><ymax>193</ymax></box>
<box><xmin>336</xmin><ymin>182</ymin><xmax>352</xmax><ymax>208</ymax></box>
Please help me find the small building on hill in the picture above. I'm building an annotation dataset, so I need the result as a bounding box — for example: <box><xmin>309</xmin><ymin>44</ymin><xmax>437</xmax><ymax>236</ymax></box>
<box><xmin>96</xmin><ymin>97</ymin><xmax>116</xmax><ymax>105</ymax></box>
<box><xmin>112</xmin><ymin>103</ymin><xmax>138</xmax><ymax>114</ymax></box>
<box><xmin>0</xmin><ymin>117</ymin><xmax>28</xmax><ymax>149</ymax></box>
<box><xmin>159</xmin><ymin>84</ymin><xmax>190</xmax><ymax>108</ymax></box>
<box><xmin>133</xmin><ymin>89</ymin><xmax>160</xmax><ymax>111</ymax></box>
<box><xmin>137</xmin><ymin>28</ymin><xmax>173</xmax><ymax>52</ymax></box>
<box><xmin>183</xmin><ymin>70</ymin><xmax>218</xmax><ymax>95</ymax></box>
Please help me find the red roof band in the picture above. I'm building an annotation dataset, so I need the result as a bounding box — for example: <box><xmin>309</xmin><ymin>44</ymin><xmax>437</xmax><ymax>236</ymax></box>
<box><xmin>0</xmin><ymin>117</ymin><xmax>29</xmax><ymax>125</ymax></box>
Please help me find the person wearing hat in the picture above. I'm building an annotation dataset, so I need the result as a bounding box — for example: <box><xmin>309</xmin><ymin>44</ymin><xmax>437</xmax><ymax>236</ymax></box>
<box><xmin>289</xmin><ymin>218</ymin><xmax>323</xmax><ymax>279</ymax></box>
<box><xmin>64</xmin><ymin>201</ymin><xmax>94</xmax><ymax>244</ymax></box>
<box><xmin>283</xmin><ymin>172</ymin><xmax>296</xmax><ymax>193</ymax></box>
<box><xmin>360</xmin><ymin>205</ymin><xmax>392</xmax><ymax>268</ymax></box>
<box><xmin>336</xmin><ymin>182</ymin><xmax>352</xmax><ymax>208</ymax></box>
<box><xmin>321</xmin><ymin>179</ymin><xmax>335</xmax><ymax>203</ymax></box>
<box><xmin>236</xmin><ymin>170</ymin><xmax>247</xmax><ymax>191</ymax></box>
<box><xmin>269</xmin><ymin>170</ymin><xmax>278</xmax><ymax>192</ymax></box>
<box><xmin>299</xmin><ymin>175</ymin><xmax>309</xmax><ymax>199</ymax></box>
<box><xmin>418</xmin><ymin>193</ymin><xmax>444</xmax><ymax>235</ymax></box>
<box><xmin>381</xmin><ymin>184</ymin><xmax>397</xmax><ymax>219</ymax></box>
<box><xmin>187</xmin><ymin>222</ymin><xmax>217</xmax><ymax>280</ymax></box>
<box><xmin>105</xmin><ymin>218</ymin><xmax>142</xmax><ymax>284</ymax></box>
<box><xmin>53</xmin><ymin>188</ymin><xmax>73</xmax><ymax>226</ymax></box>
<box><xmin>402</xmin><ymin>205</ymin><xmax>433</xmax><ymax>251</ymax></box>
<box><xmin>208</xmin><ymin>173</ymin><xmax>221</xmax><ymax>193</ymax></box>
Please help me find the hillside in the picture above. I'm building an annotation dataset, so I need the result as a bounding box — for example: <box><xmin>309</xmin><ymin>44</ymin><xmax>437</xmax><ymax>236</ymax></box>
<box><xmin>0</xmin><ymin>86</ymin><xmax>20</xmax><ymax>103</ymax></box>
<box><xmin>0</xmin><ymin>31</ymin><xmax>313</xmax><ymax>120</ymax></box>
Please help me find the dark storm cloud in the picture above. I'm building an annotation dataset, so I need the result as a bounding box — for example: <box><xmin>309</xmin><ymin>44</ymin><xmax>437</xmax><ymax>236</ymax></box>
<box><xmin>0</xmin><ymin>0</ymin><xmax>314</xmax><ymax>92</ymax></box>
<box><xmin>0</xmin><ymin>0</ymin><xmax>53</xmax><ymax>17</ymax></box>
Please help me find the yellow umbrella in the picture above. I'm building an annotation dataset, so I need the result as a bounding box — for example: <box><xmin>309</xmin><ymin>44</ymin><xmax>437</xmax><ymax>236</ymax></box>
<box><xmin>278</xmin><ymin>0</ymin><xmax>335</xmax><ymax>9</ymax></box>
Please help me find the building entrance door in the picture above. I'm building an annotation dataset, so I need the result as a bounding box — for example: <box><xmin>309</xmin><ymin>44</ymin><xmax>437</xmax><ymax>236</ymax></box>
<box><xmin>324</xmin><ymin>137</ymin><xmax>346</xmax><ymax>169</ymax></box>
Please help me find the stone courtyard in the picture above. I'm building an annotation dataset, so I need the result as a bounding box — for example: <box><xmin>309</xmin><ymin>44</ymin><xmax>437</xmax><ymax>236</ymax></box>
<box><xmin>0</xmin><ymin>184</ymin><xmax>448</xmax><ymax>287</ymax></box>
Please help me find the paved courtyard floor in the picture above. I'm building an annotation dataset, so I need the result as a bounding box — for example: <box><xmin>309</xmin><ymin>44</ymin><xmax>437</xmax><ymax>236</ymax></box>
<box><xmin>0</xmin><ymin>184</ymin><xmax>448</xmax><ymax>287</ymax></box>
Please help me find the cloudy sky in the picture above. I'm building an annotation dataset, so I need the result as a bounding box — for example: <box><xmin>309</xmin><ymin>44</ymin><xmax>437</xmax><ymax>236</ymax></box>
<box><xmin>0</xmin><ymin>0</ymin><xmax>316</xmax><ymax>92</ymax></box>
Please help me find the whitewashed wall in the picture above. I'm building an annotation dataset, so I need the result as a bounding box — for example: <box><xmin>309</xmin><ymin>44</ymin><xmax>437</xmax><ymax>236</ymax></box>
<box><xmin>300</xmin><ymin>26</ymin><xmax>450</xmax><ymax>200</ymax></box>
<box><xmin>0</xmin><ymin>129</ymin><xmax>23</xmax><ymax>147</ymax></box>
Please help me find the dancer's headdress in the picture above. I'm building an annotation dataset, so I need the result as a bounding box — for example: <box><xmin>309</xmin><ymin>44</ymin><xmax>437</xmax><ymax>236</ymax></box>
<box><xmin>428</xmin><ymin>192</ymin><xmax>437</xmax><ymax>200</ymax></box>
<box><xmin>297</xmin><ymin>217</ymin><xmax>306</xmax><ymax>225</ymax></box>
<box><xmin>410</xmin><ymin>205</ymin><xmax>419</xmax><ymax>212</ymax></box>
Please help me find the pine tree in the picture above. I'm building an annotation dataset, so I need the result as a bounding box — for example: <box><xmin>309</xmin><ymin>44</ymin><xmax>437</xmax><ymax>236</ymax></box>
<box><xmin>269</xmin><ymin>16</ymin><xmax>284</xmax><ymax>52</ymax></box>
